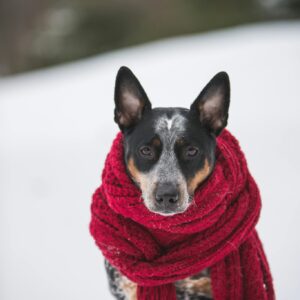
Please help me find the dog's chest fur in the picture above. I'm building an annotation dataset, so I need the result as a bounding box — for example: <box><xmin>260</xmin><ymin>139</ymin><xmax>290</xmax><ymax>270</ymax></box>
<box><xmin>105</xmin><ymin>260</ymin><xmax>213</xmax><ymax>300</ymax></box>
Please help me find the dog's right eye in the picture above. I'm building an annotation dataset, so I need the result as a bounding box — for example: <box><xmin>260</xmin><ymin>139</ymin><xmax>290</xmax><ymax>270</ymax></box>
<box><xmin>139</xmin><ymin>146</ymin><xmax>154</xmax><ymax>159</ymax></box>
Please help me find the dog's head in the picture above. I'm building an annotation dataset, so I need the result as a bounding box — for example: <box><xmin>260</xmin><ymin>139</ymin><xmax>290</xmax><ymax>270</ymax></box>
<box><xmin>114</xmin><ymin>67</ymin><xmax>230</xmax><ymax>216</ymax></box>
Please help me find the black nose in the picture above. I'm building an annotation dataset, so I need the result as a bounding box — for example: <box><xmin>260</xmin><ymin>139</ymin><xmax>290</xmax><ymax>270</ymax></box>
<box><xmin>155</xmin><ymin>182</ymin><xmax>179</xmax><ymax>208</ymax></box>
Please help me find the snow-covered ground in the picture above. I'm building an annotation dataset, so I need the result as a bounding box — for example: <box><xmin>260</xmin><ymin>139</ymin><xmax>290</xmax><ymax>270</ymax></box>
<box><xmin>1</xmin><ymin>22</ymin><xmax>300</xmax><ymax>300</ymax></box>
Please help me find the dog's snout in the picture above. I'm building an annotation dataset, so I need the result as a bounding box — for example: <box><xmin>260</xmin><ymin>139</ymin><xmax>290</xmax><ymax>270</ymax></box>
<box><xmin>155</xmin><ymin>182</ymin><xmax>179</xmax><ymax>208</ymax></box>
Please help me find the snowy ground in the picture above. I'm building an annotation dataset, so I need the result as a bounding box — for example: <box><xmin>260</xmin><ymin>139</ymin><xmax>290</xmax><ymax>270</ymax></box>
<box><xmin>1</xmin><ymin>22</ymin><xmax>300</xmax><ymax>300</ymax></box>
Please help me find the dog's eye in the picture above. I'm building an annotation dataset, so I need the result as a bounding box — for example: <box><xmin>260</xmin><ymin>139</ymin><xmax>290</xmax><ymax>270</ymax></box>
<box><xmin>139</xmin><ymin>146</ymin><xmax>154</xmax><ymax>159</ymax></box>
<box><xmin>185</xmin><ymin>146</ymin><xmax>199</xmax><ymax>158</ymax></box>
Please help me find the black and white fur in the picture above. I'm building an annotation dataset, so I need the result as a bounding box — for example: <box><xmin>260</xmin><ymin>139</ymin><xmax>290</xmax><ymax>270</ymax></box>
<box><xmin>105</xmin><ymin>66</ymin><xmax>230</xmax><ymax>299</ymax></box>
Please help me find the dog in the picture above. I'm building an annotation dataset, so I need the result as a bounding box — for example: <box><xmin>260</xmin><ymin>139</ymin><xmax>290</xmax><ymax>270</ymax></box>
<box><xmin>105</xmin><ymin>66</ymin><xmax>230</xmax><ymax>300</ymax></box>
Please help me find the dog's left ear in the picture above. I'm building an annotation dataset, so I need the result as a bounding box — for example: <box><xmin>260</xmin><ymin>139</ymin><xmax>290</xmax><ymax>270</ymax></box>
<box><xmin>114</xmin><ymin>66</ymin><xmax>152</xmax><ymax>131</ymax></box>
<box><xmin>190</xmin><ymin>72</ymin><xmax>230</xmax><ymax>136</ymax></box>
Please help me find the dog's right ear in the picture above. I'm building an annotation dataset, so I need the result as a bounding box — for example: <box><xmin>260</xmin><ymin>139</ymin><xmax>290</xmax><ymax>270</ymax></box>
<box><xmin>114</xmin><ymin>66</ymin><xmax>152</xmax><ymax>131</ymax></box>
<box><xmin>190</xmin><ymin>72</ymin><xmax>230</xmax><ymax>136</ymax></box>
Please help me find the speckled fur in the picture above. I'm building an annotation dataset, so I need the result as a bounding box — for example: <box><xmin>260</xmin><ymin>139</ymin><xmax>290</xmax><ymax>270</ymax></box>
<box><xmin>105</xmin><ymin>260</ymin><xmax>213</xmax><ymax>300</ymax></box>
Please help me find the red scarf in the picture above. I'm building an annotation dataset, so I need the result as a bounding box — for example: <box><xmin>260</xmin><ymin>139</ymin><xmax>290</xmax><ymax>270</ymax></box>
<box><xmin>89</xmin><ymin>129</ymin><xmax>275</xmax><ymax>300</ymax></box>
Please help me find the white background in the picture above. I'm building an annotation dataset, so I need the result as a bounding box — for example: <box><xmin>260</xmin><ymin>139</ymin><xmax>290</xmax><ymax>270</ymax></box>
<box><xmin>1</xmin><ymin>22</ymin><xmax>300</xmax><ymax>300</ymax></box>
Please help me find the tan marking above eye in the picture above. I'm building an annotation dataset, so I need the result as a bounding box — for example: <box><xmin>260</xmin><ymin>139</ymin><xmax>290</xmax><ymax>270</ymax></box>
<box><xmin>175</xmin><ymin>137</ymin><xmax>185</xmax><ymax>145</ymax></box>
<box><xmin>151</xmin><ymin>137</ymin><xmax>161</xmax><ymax>147</ymax></box>
<box><xmin>187</xmin><ymin>159</ymin><xmax>211</xmax><ymax>195</ymax></box>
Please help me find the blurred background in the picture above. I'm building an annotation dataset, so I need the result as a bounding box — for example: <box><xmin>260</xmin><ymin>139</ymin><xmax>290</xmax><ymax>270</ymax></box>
<box><xmin>1</xmin><ymin>0</ymin><xmax>300</xmax><ymax>76</ymax></box>
<box><xmin>1</xmin><ymin>1</ymin><xmax>300</xmax><ymax>300</ymax></box>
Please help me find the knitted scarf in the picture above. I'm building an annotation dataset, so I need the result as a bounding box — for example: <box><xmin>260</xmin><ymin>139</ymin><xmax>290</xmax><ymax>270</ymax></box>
<box><xmin>89</xmin><ymin>129</ymin><xmax>275</xmax><ymax>300</ymax></box>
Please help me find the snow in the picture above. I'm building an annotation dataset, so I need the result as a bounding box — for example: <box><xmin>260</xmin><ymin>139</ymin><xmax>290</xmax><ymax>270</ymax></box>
<box><xmin>1</xmin><ymin>21</ymin><xmax>300</xmax><ymax>300</ymax></box>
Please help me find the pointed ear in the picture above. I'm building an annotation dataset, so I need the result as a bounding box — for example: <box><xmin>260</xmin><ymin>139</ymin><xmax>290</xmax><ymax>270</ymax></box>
<box><xmin>114</xmin><ymin>66</ymin><xmax>152</xmax><ymax>131</ymax></box>
<box><xmin>190</xmin><ymin>72</ymin><xmax>230</xmax><ymax>136</ymax></box>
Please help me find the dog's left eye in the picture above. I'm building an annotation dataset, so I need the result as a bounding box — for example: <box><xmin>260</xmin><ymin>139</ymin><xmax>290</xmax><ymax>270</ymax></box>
<box><xmin>139</xmin><ymin>146</ymin><xmax>154</xmax><ymax>159</ymax></box>
<box><xmin>185</xmin><ymin>146</ymin><xmax>199</xmax><ymax>158</ymax></box>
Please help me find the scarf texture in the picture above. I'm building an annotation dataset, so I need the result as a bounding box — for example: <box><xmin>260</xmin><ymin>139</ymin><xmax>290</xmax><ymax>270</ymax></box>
<box><xmin>89</xmin><ymin>129</ymin><xmax>275</xmax><ymax>300</ymax></box>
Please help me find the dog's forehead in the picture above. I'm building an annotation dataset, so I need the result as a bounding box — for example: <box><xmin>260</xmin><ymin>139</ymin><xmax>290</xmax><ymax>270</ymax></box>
<box><xmin>150</xmin><ymin>111</ymin><xmax>188</xmax><ymax>184</ymax></box>
<box><xmin>154</xmin><ymin>110</ymin><xmax>187</xmax><ymax>144</ymax></box>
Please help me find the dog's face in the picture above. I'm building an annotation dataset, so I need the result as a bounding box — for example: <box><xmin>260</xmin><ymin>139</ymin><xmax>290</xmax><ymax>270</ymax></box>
<box><xmin>114</xmin><ymin>67</ymin><xmax>230</xmax><ymax>216</ymax></box>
